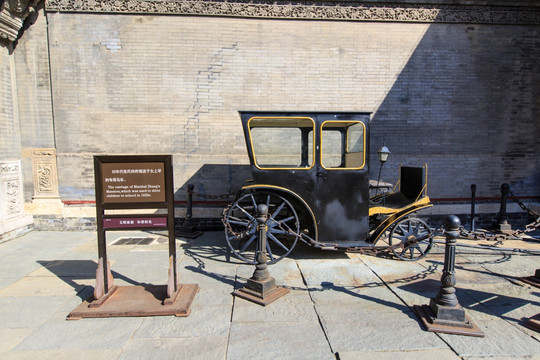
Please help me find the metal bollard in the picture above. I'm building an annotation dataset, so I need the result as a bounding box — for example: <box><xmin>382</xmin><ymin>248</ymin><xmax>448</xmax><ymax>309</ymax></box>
<box><xmin>470</xmin><ymin>184</ymin><xmax>476</xmax><ymax>232</ymax></box>
<box><xmin>494</xmin><ymin>183</ymin><xmax>512</xmax><ymax>233</ymax></box>
<box><xmin>520</xmin><ymin>268</ymin><xmax>540</xmax><ymax>289</ymax></box>
<box><xmin>185</xmin><ymin>184</ymin><xmax>195</xmax><ymax>225</ymax></box>
<box><xmin>232</xmin><ymin>204</ymin><xmax>290</xmax><ymax>306</ymax></box>
<box><xmin>521</xmin><ymin>269</ymin><xmax>540</xmax><ymax>332</ymax></box>
<box><xmin>175</xmin><ymin>184</ymin><xmax>203</xmax><ymax>238</ymax></box>
<box><xmin>414</xmin><ymin>215</ymin><xmax>484</xmax><ymax>337</ymax></box>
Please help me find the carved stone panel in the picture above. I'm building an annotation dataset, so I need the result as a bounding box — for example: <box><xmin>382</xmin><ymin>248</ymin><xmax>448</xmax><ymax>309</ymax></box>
<box><xmin>0</xmin><ymin>161</ymin><xmax>24</xmax><ymax>220</ymax></box>
<box><xmin>0</xmin><ymin>160</ymin><xmax>33</xmax><ymax>239</ymax></box>
<box><xmin>32</xmin><ymin>148</ymin><xmax>60</xmax><ymax>199</ymax></box>
<box><xmin>44</xmin><ymin>0</ymin><xmax>540</xmax><ymax>25</ymax></box>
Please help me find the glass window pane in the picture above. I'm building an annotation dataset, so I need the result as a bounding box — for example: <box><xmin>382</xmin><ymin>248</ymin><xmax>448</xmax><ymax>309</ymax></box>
<box><xmin>321</xmin><ymin>130</ymin><xmax>343</xmax><ymax>168</ymax></box>
<box><xmin>322</xmin><ymin>121</ymin><xmax>365</xmax><ymax>169</ymax></box>
<box><xmin>248</xmin><ymin>117</ymin><xmax>314</xmax><ymax>169</ymax></box>
<box><xmin>347</xmin><ymin>123</ymin><xmax>364</xmax><ymax>153</ymax></box>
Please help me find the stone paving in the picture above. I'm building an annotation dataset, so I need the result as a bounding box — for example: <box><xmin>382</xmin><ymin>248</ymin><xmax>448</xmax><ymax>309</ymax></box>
<box><xmin>0</xmin><ymin>230</ymin><xmax>539</xmax><ymax>359</ymax></box>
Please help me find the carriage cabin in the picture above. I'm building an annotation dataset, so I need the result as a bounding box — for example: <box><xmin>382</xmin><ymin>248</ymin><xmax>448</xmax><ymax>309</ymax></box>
<box><xmin>239</xmin><ymin>111</ymin><xmax>371</xmax><ymax>248</ymax></box>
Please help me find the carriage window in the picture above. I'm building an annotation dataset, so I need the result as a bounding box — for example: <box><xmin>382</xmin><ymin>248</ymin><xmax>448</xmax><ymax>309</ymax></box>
<box><xmin>321</xmin><ymin>121</ymin><xmax>365</xmax><ymax>169</ymax></box>
<box><xmin>249</xmin><ymin>117</ymin><xmax>314</xmax><ymax>169</ymax></box>
<box><xmin>321</xmin><ymin>130</ymin><xmax>343</xmax><ymax>168</ymax></box>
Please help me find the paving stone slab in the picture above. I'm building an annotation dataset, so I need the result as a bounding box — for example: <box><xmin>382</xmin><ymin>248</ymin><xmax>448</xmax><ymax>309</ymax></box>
<box><xmin>14</xmin><ymin>317</ymin><xmax>142</xmax><ymax>350</ymax></box>
<box><xmin>3</xmin><ymin>349</ymin><xmax>123</xmax><ymax>360</ymax></box>
<box><xmin>0</xmin><ymin>278</ymin><xmax>19</xmax><ymax>290</ymax></box>
<box><xmin>338</xmin><ymin>348</ymin><xmax>461</xmax><ymax>360</ymax></box>
<box><xmin>296</xmin><ymin>258</ymin><xmax>379</xmax><ymax>287</ymax></box>
<box><xmin>119</xmin><ymin>336</ymin><xmax>228</xmax><ymax>360</ymax></box>
<box><xmin>178</xmin><ymin>255</ymin><xmax>238</xmax><ymax>279</ymax></box>
<box><xmin>358</xmin><ymin>254</ymin><xmax>431</xmax><ymax>280</ymax></box>
<box><xmin>133</xmin><ymin>303</ymin><xmax>232</xmax><ymax>338</ymax></box>
<box><xmin>227</xmin><ymin>321</ymin><xmax>334</xmax><ymax>360</ymax></box>
<box><xmin>0</xmin><ymin>328</ymin><xmax>32</xmax><ymax>354</ymax></box>
<box><xmin>446</xmin><ymin>264</ymin><xmax>519</xmax><ymax>287</ymax></box>
<box><xmin>464</xmin><ymin>356</ymin><xmax>540</xmax><ymax>360</ymax></box>
<box><xmin>0</xmin><ymin>296</ymin><xmax>70</xmax><ymax>329</ymax></box>
<box><xmin>0</xmin><ymin>256</ymin><xmax>44</xmax><ymax>282</ymax></box>
<box><xmin>232</xmin><ymin>288</ymin><xmax>317</xmax><ymax>323</ymax></box>
<box><xmin>235</xmin><ymin>258</ymin><xmax>305</xmax><ymax>288</ymax></box>
<box><xmin>106</xmin><ymin>265</ymin><xmax>170</xmax><ymax>286</ymax></box>
<box><xmin>28</xmin><ymin>259</ymin><xmax>98</xmax><ymax>278</ymax></box>
<box><xmin>0</xmin><ymin>275</ymin><xmax>89</xmax><ymax>297</ymax></box>
<box><xmin>439</xmin><ymin>318</ymin><xmax>540</xmax><ymax>358</ymax></box>
<box><xmin>309</xmin><ymin>285</ymin><xmax>409</xmax><ymax>313</ymax></box>
<box><xmin>391</xmin><ymin>277</ymin><xmax>443</xmax><ymax>307</ymax></box>
<box><xmin>316</xmin><ymin>306</ymin><xmax>446</xmax><ymax>353</ymax></box>
<box><xmin>177</xmin><ymin>264</ymin><xmax>237</xmax><ymax>306</ymax></box>
<box><xmin>459</xmin><ymin>285</ymin><xmax>539</xmax><ymax>310</ymax></box>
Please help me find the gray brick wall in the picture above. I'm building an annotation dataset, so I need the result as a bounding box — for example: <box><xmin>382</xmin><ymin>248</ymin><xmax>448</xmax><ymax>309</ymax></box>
<box><xmin>0</xmin><ymin>45</ymin><xmax>21</xmax><ymax>160</ymax></box>
<box><xmin>34</xmin><ymin>13</ymin><xmax>539</xmax><ymax>203</ymax></box>
<box><xmin>13</xmin><ymin>8</ymin><xmax>55</xmax><ymax>200</ymax></box>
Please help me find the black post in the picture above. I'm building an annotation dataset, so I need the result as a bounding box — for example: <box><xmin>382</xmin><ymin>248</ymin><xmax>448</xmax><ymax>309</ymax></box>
<box><xmin>520</xmin><ymin>268</ymin><xmax>540</xmax><ymax>289</ymax></box>
<box><xmin>470</xmin><ymin>184</ymin><xmax>476</xmax><ymax>232</ymax></box>
<box><xmin>414</xmin><ymin>215</ymin><xmax>484</xmax><ymax>336</ymax></box>
<box><xmin>522</xmin><ymin>269</ymin><xmax>540</xmax><ymax>332</ymax></box>
<box><xmin>430</xmin><ymin>215</ymin><xmax>462</xmax><ymax>316</ymax></box>
<box><xmin>494</xmin><ymin>183</ymin><xmax>512</xmax><ymax>233</ymax></box>
<box><xmin>175</xmin><ymin>184</ymin><xmax>203</xmax><ymax>238</ymax></box>
<box><xmin>232</xmin><ymin>204</ymin><xmax>290</xmax><ymax>306</ymax></box>
<box><xmin>252</xmin><ymin>205</ymin><xmax>271</xmax><ymax>283</ymax></box>
<box><xmin>185</xmin><ymin>184</ymin><xmax>194</xmax><ymax>226</ymax></box>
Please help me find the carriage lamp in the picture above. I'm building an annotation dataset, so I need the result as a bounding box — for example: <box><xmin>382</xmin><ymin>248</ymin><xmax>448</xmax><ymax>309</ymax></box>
<box><xmin>378</xmin><ymin>145</ymin><xmax>390</xmax><ymax>163</ymax></box>
<box><xmin>374</xmin><ymin>145</ymin><xmax>390</xmax><ymax>203</ymax></box>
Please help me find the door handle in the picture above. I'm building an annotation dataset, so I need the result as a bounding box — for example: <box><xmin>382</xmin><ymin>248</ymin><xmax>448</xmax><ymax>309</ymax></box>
<box><xmin>316</xmin><ymin>172</ymin><xmax>327</xmax><ymax>181</ymax></box>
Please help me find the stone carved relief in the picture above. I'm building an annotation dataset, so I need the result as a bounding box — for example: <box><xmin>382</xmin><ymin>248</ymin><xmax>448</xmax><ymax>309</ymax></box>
<box><xmin>5</xmin><ymin>179</ymin><xmax>22</xmax><ymax>216</ymax></box>
<box><xmin>0</xmin><ymin>162</ymin><xmax>20</xmax><ymax>175</ymax></box>
<box><xmin>0</xmin><ymin>161</ymin><xmax>25</xmax><ymax>221</ymax></box>
<box><xmin>32</xmin><ymin>148</ymin><xmax>60</xmax><ymax>199</ymax></box>
<box><xmin>0</xmin><ymin>0</ymin><xmax>40</xmax><ymax>42</ymax></box>
<box><xmin>44</xmin><ymin>0</ymin><xmax>540</xmax><ymax>25</ymax></box>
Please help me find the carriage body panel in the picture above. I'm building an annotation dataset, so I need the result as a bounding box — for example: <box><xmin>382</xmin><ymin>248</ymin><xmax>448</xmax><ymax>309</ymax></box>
<box><xmin>239</xmin><ymin>111</ymin><xmax>371</xmax><ymax>245</ymax></box>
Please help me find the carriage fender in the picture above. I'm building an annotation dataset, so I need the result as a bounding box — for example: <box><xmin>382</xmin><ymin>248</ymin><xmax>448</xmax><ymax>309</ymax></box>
<box><xmin>240</xmin><ymin>184</ymin><xmax>318</xmax><ymax>241</ymax></box>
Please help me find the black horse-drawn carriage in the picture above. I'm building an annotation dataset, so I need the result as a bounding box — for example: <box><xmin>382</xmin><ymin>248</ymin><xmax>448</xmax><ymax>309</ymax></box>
<box><xmin>223</xmin><ymin>112</ymin><xmax>434</xmax><ymax>264</ymax></box>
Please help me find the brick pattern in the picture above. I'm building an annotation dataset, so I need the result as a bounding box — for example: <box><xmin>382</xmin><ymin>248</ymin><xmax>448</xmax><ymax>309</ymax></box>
<box><xmin>38</xmin><ymin>14</ymin><xmax>539</xmax><ymax>202</ymax></box>
<box><xmin>14</xmin><ymin>9</ymin><xmax>55</xmax><ymax>149</ymax></box>
<box><xmin>0</xmin><ymin>46</ymin><xmax>21</xmax><ymax>159</ymax></box>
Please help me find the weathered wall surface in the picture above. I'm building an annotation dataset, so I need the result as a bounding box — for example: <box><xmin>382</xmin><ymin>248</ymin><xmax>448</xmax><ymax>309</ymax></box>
<box><xmin>14</xmin><ymin>7</ymin><xmax>55</xmax><ymax>200</ymax></box>
<box><xmin>0</xmin><ymin>45</ymin><xmax>21</xmax><ymax>159</ymax></box>
<box><xmin>45</xmin><ymin>12</ymin><xmax>539</xmax><ymax>203</ymax></box>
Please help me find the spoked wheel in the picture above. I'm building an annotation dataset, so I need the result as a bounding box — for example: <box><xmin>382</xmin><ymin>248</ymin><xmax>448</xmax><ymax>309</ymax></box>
<box><xmin>389</xmin><ymin>217</ymin><xmax>433</xmax><ymax>261</ymax></box>
<box><xmin>223</xmin><ymin>191</ymin><xmax>300</xmax><ymax>264</ymax></box>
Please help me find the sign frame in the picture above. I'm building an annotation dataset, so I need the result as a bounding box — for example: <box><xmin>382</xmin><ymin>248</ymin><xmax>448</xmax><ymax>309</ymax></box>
<box><xmin>93</xmin><ymin>155</ymin><xmax>177</xmax><ymax>299</ymax></box>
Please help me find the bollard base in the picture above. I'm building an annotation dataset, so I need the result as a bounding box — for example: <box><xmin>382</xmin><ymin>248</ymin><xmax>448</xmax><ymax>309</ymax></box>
<box><xmin>414</xmin><ymin>304</ymin><xmax>484</xmax><ymax>337</ymax></box>
<box><xmin>493</xmin><ymin>222</ymin><xmax>513</xmax><ymax>234</ymax></box>
<box><xmin>175</xmin><ymin>223</ymin><xmax>203</xmax><ymax>239</ymax></box>
<box><xmin>519</xmin><ymin>269</ymin><xmax>540</xmax><ymax>289</ymax></box>
<box><xmin>525</xmin><ymin>313</ymin><xmax>540</xmax><ymax>333</ymax></box>
<box><xmin>233</xmin><ymin>277</ymin><xmax>289</xmax><ymax>306</ymax></box>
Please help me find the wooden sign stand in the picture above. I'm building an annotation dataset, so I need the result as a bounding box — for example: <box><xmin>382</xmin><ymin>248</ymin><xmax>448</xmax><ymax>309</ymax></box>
<box><xmin>68</xmin><ymin>155</ymin><xmax>198</xmax><ymax>319</ymax></box>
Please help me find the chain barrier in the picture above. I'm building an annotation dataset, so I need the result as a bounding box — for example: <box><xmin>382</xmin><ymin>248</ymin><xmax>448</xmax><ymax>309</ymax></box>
<box><xmin>217</xmin><ymin>184</ymin><xmax>539</xmax><ymax>257</ymax></box>
<box><xmin>458</xmin><ymin>185</ymin><xmax>540</xmax><ymax>244</ymax></box>
<box><xmin>188</xmin><ymin>188</ymin><xmax>239</xmax><ymax>200</ymax></box>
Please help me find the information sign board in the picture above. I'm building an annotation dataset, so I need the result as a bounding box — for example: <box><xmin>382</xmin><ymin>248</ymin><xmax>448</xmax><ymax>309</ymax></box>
<box><xmin>93</xmin><ymin>155</ymin><xmax>177</xmax><ymax>297</ymax></box>
<box><xmin>101</xmin><ymin>162</ymin><xmax>166</xmax><ymax>204</ymax></box>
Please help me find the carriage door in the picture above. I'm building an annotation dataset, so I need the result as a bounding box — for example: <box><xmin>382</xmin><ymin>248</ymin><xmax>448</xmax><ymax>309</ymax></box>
<box><xmin>315</xmin><ymin>119</ymin><xmax>370</xmax><ymax>243</ymax></box>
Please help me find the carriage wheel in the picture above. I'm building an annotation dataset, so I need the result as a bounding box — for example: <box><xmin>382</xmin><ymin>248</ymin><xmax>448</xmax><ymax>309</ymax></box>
<box><xmin>389</xmin><ymin>217</ymin><xmax>433</xmax><ymax>261</ymax></box>
<box><xmin>224</xmin><ymin>191</ymin><xmax>300</xmax><ymax>265</ymax></box>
